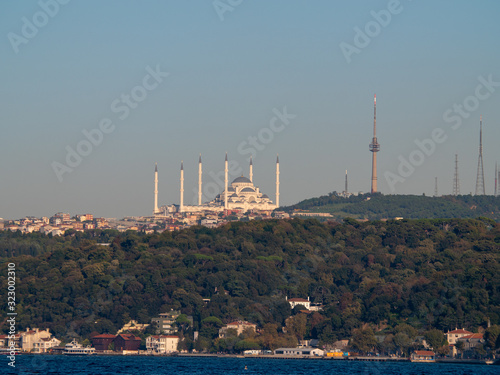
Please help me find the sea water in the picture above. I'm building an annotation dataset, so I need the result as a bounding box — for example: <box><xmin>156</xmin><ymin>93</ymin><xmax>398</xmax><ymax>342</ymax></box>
<box><xmin>3</xmin><ymin>356</ymin><xmax>499</xmax><ymax>375</ymax></box>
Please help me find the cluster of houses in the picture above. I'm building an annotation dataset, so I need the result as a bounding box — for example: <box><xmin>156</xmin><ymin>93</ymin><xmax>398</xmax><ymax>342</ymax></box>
<box><xmin>0</xmin><ymin>209</ymin><xmax>291</xmax><ymax>236</ymax></box>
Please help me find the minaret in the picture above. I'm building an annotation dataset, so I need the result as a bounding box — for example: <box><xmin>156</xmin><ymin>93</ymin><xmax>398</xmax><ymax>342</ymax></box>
<box><xmin>249</xmin><ymin>156</ymin><xmax>253</xmax><ymax>183</ymax></box>
<box><xmin>224</xmin><ymin>153</ymin><xmax>228</xmax><ymax>210</ymax></box>
<box><xmin>153</xmin><ymin>163</ymin><xmax>159</xmax><ymax>214</ymax></box>
<box><xmin>369</xmin><ymin>94</ymin><xmax>380</xmax><ymax>193</ymax></box>
<box><xmin>198</xmin><ymin>154</ymin><xmax>202</xmax><ymax>206</ymax></box>
<box><xmin>345</xmin><ymin>170</ymin><xmax>348</xmax><ymax>196</ymax></box>
<box><xmin>276</xmin><ymin>155</ymin><xmax>280</xmax><ymax>208</ymax></box>
<box><xmin>180</xmin><ymin>161</ymin><xmax>184</xmax><ymax>213</ymax></box>
<box><xmin>475</xmin><ymin>115</ymin><xmax>485</xmax><ymax>195</ymax></box>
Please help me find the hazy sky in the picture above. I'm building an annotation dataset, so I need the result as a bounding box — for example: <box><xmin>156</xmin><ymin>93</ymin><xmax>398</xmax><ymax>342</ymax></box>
<box><xmin>1</xmin><ymin>0</ymin><xmax>500</xmax><ymax>219</ymax></box>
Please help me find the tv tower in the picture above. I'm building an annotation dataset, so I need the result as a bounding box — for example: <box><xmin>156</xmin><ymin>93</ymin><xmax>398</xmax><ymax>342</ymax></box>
<box><xmin>369</xmin><ymin>94</ymin><xmax>380</xmax><ymax>193</ymax></box>
<box><xmin>434</xmin><ymin>177</ymin><xmax>438</xmax><ymax>197</ymax></box>
<box><xmin>453</xmin><ymin>154</ymin><xmax>460</xmax><ymax>196</ymax></box>
<box><xmin>475</xmin><ymin>116</ymin><xmax>485</xmax><ymax>195</ymax></box>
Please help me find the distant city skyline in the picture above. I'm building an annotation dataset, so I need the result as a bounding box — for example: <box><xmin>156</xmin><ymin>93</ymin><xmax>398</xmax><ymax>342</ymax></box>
<box><xmin>1</xmin><ymin>1</ymin><xmax>499</xmax><ymax>219</ymax></box>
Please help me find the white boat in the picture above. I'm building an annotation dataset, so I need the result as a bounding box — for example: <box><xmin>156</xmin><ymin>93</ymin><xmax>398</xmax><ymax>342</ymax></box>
<box><xmin>63</xmin><ymin>339</ymin><xmax>96</xmax><ymax>355</ymax></box>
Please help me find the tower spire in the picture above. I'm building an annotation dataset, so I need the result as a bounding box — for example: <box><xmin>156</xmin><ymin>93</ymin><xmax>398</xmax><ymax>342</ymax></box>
<box><xmin>276</xmin><ymin>154</ymin><xmax>280</xmax><ymax>208</ymax></box>
<box><xmin>345</xmin><ymin>170</ymin><xmax>348</xmax><ymax>196</ymax></box>
<box><xmin>180</xmin><ymin>161</ymin><xmax>184</xmax><ymax>213</ymax></box>
<box><xmin>369</xmin><ymin>94</ymin><xmax>380</xmax><ymax>193</ymax></box>
<box><xmin>475</xmin><ymin>115</ymin><xmax>485</xmax><ymax>195</ymax></box>
<box><xmin>224</xmin><ymin>153</ymin><xmax>228</xmax><ymax>210</ymax></box>
<box><xmin>453</xmin><ymin>154</ymin><xmax>460</xmax><ymax>196</ymax></box>
<box><xmin>198</xmin><ymin>154</ymin><xmax>202</xmax><ymax>206</ymax></box>
<box><xmin>153</xmin><ymin>162</ymin><xmax>159</xmax><ymax>214</ymax></box>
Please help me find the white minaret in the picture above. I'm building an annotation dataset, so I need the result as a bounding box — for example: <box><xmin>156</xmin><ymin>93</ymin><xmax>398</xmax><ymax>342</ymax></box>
<box><xmin>249</xmin><ymin>156</ymin><xmax>253</xmax><ymax>183</ymax></box>
<box><xmin>180</xmin><ymin>161</ymin><xmax>184</xmax><ymax>213</ymax></box>
<box><xmin>276</xmin><ymin>154</ymin><xmax>280</xmax><ymax>208</ymax></box>
<box><xmin>224</xmin><ymin>153</ymin><xmax>228</xmax><ymax>210</ymax></box>
<box><xmin>198</xmin><ymin>154</ymin><xmax>202</xmax><ymax>206</ymax></box>
<box><xmin>153</xmin><ymin>163</ymin><xmax>159</xmax><ymax>214</ymax></box>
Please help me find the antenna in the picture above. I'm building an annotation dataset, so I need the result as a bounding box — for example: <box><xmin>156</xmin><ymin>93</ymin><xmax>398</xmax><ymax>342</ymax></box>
<box><xmin>453</xmin><ymin>154</ymin><xmax>460</xmax><ymax>196</ymax></box>
<box><xmin>369</xmin><ymin>94</ymin><xmax>380</xmax><ymax>193</ymax></box>
<box><xmin>434</xmin><ymin>177</ymin><xmax>438</xmax><ymax>197</ymax></box>
<box><xmin>475</xmin><ymin>116</ymin><xmax>485</xmax><ymax>195</ymax></box>
<box><xmin>495</xmin><ymin>162</ymin><xmax>498</xmax><ymax>197</ymax></box>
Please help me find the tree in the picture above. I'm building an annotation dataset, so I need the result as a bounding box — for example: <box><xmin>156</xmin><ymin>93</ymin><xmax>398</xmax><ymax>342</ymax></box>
<box><xmin>484</xmin><ymin>325</ymin><xmax>500</xmax><ymax>350</ymax></box>
<box><xmin>424</xmin><ymin>329</ymin><xmax>447</xmax><ymax>351</ymax></box>
<box><xmin>285</xmin><ymin>314</ymin><xmax>307</xmax><ymax>341</ymax></box>
<box><xmin>350</xmin><ymin>328</ymin><xmax>378</xmax><ymax>354</ymax></box>
<box><xmin>393</xmin><ymin>333</ymin><xmax>411</xmax><ymax>356</ymax></box>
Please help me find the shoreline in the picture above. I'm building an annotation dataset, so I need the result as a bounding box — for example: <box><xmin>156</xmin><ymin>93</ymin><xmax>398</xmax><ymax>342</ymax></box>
<box><xmin>18</xmin><ymin>352</ymin><xmax>500</xmax><ymax>365</ymax></box>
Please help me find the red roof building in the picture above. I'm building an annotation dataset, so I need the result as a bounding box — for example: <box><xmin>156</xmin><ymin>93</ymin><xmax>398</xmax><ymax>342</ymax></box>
<box><xmin>113</xmin><ymin>334</ymin><xmax>141</xmax><ymax>352</ymax></box>
<box><xmin>91</xmin><ymin>334</ymin><xmax>116</xmax><ymax>351</ymax></box>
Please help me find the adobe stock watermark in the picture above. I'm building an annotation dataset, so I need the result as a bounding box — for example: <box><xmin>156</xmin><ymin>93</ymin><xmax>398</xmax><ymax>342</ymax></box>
<box><xmin>384</xmin><ymin>74</ymin><xmax>500</xmax><ymax>192</ymax></box>
<box><xmin>7</xmin><ymin>0</ymin><xmax>71</xmax><ymax>54</ymax></box>
<box><xmin>190</xmin><ymin>106</ymin><xmax>296</xmax><ymax>204</ymax></box>
<box><xmin>339</xmin><ymin>0</ymin><xmax>406</xmax><ymax>64</ymax></box>
<box><xmin>213</xmin><ymin>0</ymin><xmax>244</xmax><ymax>21</ymax></box>
<box><xmin>52</xmin><ymin>65</ymin><xmax>169</xmax><ymax>182</ymax></box>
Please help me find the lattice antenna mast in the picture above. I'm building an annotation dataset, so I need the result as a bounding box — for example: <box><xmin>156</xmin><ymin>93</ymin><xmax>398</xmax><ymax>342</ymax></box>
<box><xmin>475</xmin><ymin>116</ymin><xmax>485</xmax><ymax>195</ymax></box>
<box><xmin>369</xmin><ymin>94</ymin><xmax>380</xmax><ymax>193</ymax></box>
<box><xmin>495</xmin><ymin>162</ymin><xmax>498</xmax><ymax>197</ymax></box>
<box><xmin>453</xmin><ymin>154</ymin><xmax>460</xmax><ymax>196</ymax></box>
<box><xmin>434</xmin><ymin>177</ymin><xmax>438</xmax><ymax>197</ymax></box>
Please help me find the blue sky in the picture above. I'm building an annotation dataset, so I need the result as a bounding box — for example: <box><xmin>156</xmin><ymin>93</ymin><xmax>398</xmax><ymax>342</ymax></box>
<box><xmin>1</xmin><ymin>0</ymin><xmax>499</xmax><ymax>219</ymax></box>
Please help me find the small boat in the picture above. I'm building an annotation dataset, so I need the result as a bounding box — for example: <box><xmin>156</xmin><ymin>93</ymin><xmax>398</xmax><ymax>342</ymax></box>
<box><xmin>63</xmin><ymin>339</ymin><xmax>96</xmax><ymax>355</ymax></box>
<box><xmin>0</xmin><ymin>347</ymin><xmax>19</xmax><ymax>355</ymax></box>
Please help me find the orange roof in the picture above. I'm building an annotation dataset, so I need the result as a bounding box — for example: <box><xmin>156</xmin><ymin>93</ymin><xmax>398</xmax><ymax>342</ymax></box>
<box><xmin>414</xmin><ymin>350</ymin><xmax>435</xmax><ymax>356</ymax></box>
<box><xmin>460</xmin><ymin>333</ymin><xmax>483</xmax><ymax>340</ymax></box>
<box><xmin>92</xmin><ymin>334</ymin><xmax>116</xmax><ymax>339</ymax></box>
<box><xmin>447</xmin><ymin>328</ymin><xmax>472</xmax><ymax>334</ymax></box>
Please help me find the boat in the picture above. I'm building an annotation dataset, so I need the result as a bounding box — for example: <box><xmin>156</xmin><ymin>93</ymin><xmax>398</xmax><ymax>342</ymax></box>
<box><xmin>0</xmin><ymin>347</ymin><xmax>20</xmax><ymax>355</ymax></box>
<box><xmin>63</xmin><ymin>339</ymin><xmax>96</xmax><ymax>355</ymax></box>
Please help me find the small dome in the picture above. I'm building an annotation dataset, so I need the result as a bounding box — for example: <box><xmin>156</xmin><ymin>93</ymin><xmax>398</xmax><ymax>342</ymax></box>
<box><xmin>232</xmin><ymin>176</ymin><xmax>251</xmax><ymax>184</ymax></box>
<box><xmin>227</xmin><ymin>186</ymin><xmax>235</xmax><ymax>192</ymax></box>
<box><xmin>230</xmin><ymin>193</ymin><xmax>238</xmax><ymax>197</ymax></box>
<box><xmin>261</xmin><ymin>194</ymin><xmax>269</xmax><ymax>198</ymax></box>
<box><xmin>240</xmin><ymin>187</ymin><xmax>255</xmax><ymax>193</ymax></box>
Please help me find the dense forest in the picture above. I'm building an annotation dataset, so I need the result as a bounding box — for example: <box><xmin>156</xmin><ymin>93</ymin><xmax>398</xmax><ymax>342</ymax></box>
<box><xmin>282</xmin><ymin>193</ymin><xmax>500</xmax><ymax>221</ymax></box>
<box><xmin>0</xmin><ymin>218</ymin><xmax>499</xmax><ymax>353</ymax></box>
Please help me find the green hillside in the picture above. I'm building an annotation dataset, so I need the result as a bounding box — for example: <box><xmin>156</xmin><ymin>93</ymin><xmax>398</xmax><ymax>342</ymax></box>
<box><xmin>282</xmin><ymin>193</ymin><xmax>500</xmax><ymax>221</ymax></box>
<box><xmin>1</xmin><ymin>218</ymin><xmax>499</xmax><ymax>352</ymax></box>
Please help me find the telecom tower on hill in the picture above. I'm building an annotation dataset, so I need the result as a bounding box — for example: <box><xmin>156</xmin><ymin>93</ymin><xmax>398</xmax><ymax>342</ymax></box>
<box><xmin>369</xmin><ymin>94</ymin><xmax>380</xmax><ymax>193</ymax></box>
<box><xmin>475</xmin><ymin>116</ymin><xmax>485</xmax><ymax>195</ymax></box>
<box><xmin>453</xmin><ymin>154</ymin><xmax>460</xmax><ymax>196</ymax></box>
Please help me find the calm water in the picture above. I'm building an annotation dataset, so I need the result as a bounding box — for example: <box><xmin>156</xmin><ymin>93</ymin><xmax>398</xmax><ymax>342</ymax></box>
<box><xmin>3</xmin><ymin>356</ymin><xmax>499</xmax><ymax>375</ymax></box>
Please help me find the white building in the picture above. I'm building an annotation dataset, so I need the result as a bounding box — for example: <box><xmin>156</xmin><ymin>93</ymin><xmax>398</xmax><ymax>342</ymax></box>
<box><xmin>32</xmin><ymin>337</ymin><xmax>61</xmax><ymax>353</ymax></box>
<box><xmin>154</xmin><ymin>155</ymin><xmax>280</xmax><ymax>215</ymax></box>
<box><xmin>287</xmin><ymin>297</ymin><xmax>311</xmax><ymax>310</ymax></box>
<box><xmin>146</xmin><ymin>335</ymin><xmax>179</xmax><ymax>354</ymax></box>
<box><xmin>445</xmin><ymin>328</ymin><xmax>473</xmax><ymax>345</ymax></box>
<box><xmin>19</xmin><ymin>328</ymin><xmax>54</xmax><ymax>352</ymax></box>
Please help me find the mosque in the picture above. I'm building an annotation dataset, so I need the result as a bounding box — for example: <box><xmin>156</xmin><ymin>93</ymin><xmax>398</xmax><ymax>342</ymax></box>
<box><xmin>153</xmin><ymin>154</ymin><xmax>279</xmax><ymax>215</ymax></box>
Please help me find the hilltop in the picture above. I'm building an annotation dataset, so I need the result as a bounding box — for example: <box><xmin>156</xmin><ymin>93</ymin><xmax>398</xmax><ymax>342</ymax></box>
<box><xmin>0</xmin><ymin>217</ymin><xmax>499</xmax><ymax>352</ymax></box>
<box><xmin>281</xmin><ymin>193</ymin><xmax>500</xmax><ymax>221</ymax></box>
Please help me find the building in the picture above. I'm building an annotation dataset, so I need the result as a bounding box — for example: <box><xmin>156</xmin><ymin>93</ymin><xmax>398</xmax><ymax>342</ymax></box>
<box><xmin>446</xmin><ymin>328</ymin><xmax>473</xmax><ymax>345</ymax></box>
<box><xmin>287</xmin><ymin>297</ymin><xmax>311</xmax><ymax>310</ymax></box>
<box><xmin>457</xmin><ymin>333</ymin><xmax>485</xmax><ymax>351</ymax></box>
<box><xmin>274</xmin><ymin>347</ymin><xmax>324</xmax><ymax>356</ymax></box>
<box><xmin>154</xmin><ymin>155</ymin><xmax>280</xmax><ymax>215</ymax></box>
<box><xmin>219</xmin><ymin>321</ymin><xmax>257</xmax><ymax>338</ymax></box>
<box><xmin>146</xmin><ymin>335</ymin><xmax>179</xmax><ymax>354</ymax></box>
<box><xmin>91</xmin><ymin>334</ymin><xmax>116</xmax><ymax>351</ymax></box>
<box><xmin>411</xmin><ymin>350</ymin><xmax>435</xmax><ymax>362</ymax></box>
<box><xmin>113</xmin><ymin>334</ymin><xmax>142</xmax><ymax>352</ymax></box>
<box><xmin>0</xmin><ymin>334</ymin><xmax>21</xmax><ymax>349</ymax></box>
<box><xmin>32</xmin><ymin>337</ymin><xmax>61</xmax><ymax>353</ymax></box>
<box><xmin>151</xmin><ymin>310</ymin><xmax>181</xmax><ymax>335</ymax></box>
<box><xmin>19</xmin><ymin>328</ymin><xmax>53</xmax><ymax>352</ymax></box>
<box><xmin>117</xmin><ymin>320</ymin><xmax>150</xmax><ymax>334</ymax></box>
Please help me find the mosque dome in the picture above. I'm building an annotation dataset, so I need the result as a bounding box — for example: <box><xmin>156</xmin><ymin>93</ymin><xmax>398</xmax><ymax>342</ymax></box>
<box><xmin>240</xmin><ymin>187</ymin><xmax>255</xmax><ymax>193</ymax></box>
<box><xmin>232</xmin><ymin>176</ymin><xmax>252</xmax><ymax>184</ymax></box>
